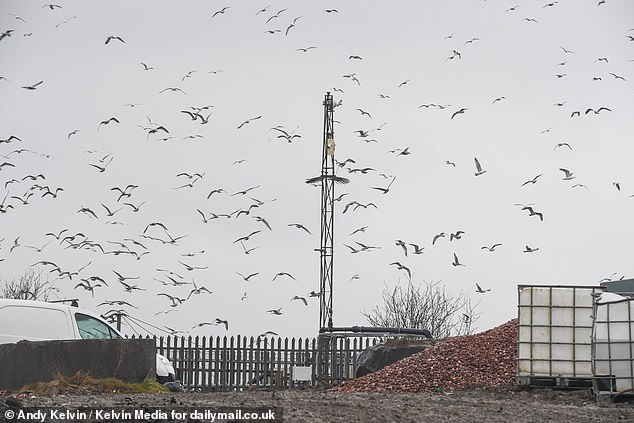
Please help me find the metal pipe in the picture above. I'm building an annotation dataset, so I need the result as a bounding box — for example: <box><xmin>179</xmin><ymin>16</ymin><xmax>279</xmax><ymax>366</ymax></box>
<box><xmin>319</xmin><ymin>325</ymin><xmax>432</xmax><ymax>338</ymax></box>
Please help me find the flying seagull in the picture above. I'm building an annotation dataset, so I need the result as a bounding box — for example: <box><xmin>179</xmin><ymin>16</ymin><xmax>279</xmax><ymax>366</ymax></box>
<box><xmin>252</xmin><ymin>215</ymin><xmax>272</xmax><ymax>230</ymax></box>
<box><xmin>214</xmin><ymin>318</ymin><xmax>229</xmax><ymax>330</ymax></box>
<box><xmin>452</xmin><ymin>253</ymin><xmax>465</xmax><ymax>267</ymax></box>
<box><xmin>474</xmin><ymin>157</ymin><xmax>486</xmax><ymax>176</ymax></box>
<box><xmin>101</xmin><ymin>203</ymin><xmax>123</xmax><ymax>217</ymax></box>
<box><xmin>98</xmin><ymin>117</ymin><xmax>120</xmax><ymax>130</ymax></box>
<box><xmin>237</xmin><ymin>115</ymin><xmax>262</xmax><ymax>129</ymax></box>
<box><xmin>0</xmin><ymin>135</ymin><xmax>21</xmax><ymax>144</ymax></box>
<box><xmin>291</xmin><ymin>296</ymin><xmax>308</xmax><ymax>306</ymax></box>
<box><xmin>355</xmin><ymin>108</ymin><xmax>372</xmax><ymax>118</ymax></box>
<box><xmin>288</xmin><ymin>223</ymin><xmax>311</xmax><ymax>234</ymax></box>
<box><xmin>159</xmin><ymin>87</ymin><xmax>186</xmax><ymax>94</ymax></box>
<box><xmin>344</xmin><ymin>244</ymin><xmax>362</xmax><ymax>254</ymax></box>
<box><xmin>492</xmin><ymin>96</ymin><xmax>506</xmax><ymax>104</ymax></box>
<box><xmin>0</xmin><ymin>162</ymin><xmax>16</xmax><ymax>170</ymax></box>
<box><xmin>524</xmin><ymin>245</ymin><xmax>539</xmax><ymax>253</ymax></box>
<box><xmin>450</xmin><ymin>231</ymin><xmax>465</xmax><ymax>241</ymax></box>
<box><xmin>343</xmin><ymin>73</ymin><xmax>360</xmax><ymax>85</ymax></box>
<box><xmin>273</xmin><ymin>272</ymin><xmax>296</xmax><ymax>281</ymax></box>
<box><xmin>74</xmin><ymin>281</ymin><xmax>101</xmax><ymax>297</ymax></box>
<box><xmin>231</xmin><ymin>185</ymin><xmax>261</xmax><ymax>196</ymax></box>
<box><xmin>390</xmin><ymin>262</ymin><xmax>412</xmax><ymax>279</ymax></box>
<box><xmin>476</xmin><ymin>283</ymin><xmax>491</xmax><ymax>293</ymax></box>
<box><xmin>451</xmin><ymin>108</ymin><xmax>468</xmax><ymax>119</ymax></box>
<box><xmin>178</xmin><ymin>261</ymin><xmax>209</xmax><ymax>271</ymax></box>
<box><xmin>240</xmin><ymin>241</ymin><xmax>258</xmax><ymax>254</ymax></box>
<box><xmin>236</xmin><ymin>272</ymin><xmax>259</xmax><ymax>282</ymax></box>
<box><xmin>284</xmin><ymin>16</ymin><xmax>302</xmax><ymax>36</ymax></box>
<box><xmin>21</xmin><ymin>80</ymin><xmax>44</xmax><ymax>90</ymax></box>
<box><xmin>481</xmin><ymin>243</ymin><xmax>502</xmax><ymax>252</ymax></box>
<box><xmin>349</xmin><ymin>226</ymin><xmax>368</xmax><ymax>236</ymax></box>
<box><xmin>372</xmin><ymin>176</ymin><xmax>396</xmax><ymax>194</ymax></box>
<box><xmin>105</xmin><ymin>35</ymin><xmax>125</xmax><ymax>44</ymax></box>
<box><xmin>432</xmin><ymin>232</ymin><xmax>446</xmax><ymax>245</ymax></box>
<box><xmin>585</xmin><ymin>107</ymin><xmax>612</xmax><ymax>115</ymax></box>
<box><xmin>409</xmin><ymin>243</ymin><xmax>424</xmax><ymax>255</ymax></box>
<box><xmin>554</xmin><ymin>143</ymin><xmax>572</xmax><ymax>151</ymax></box>
<box><xmin>212</xmin><ymin>7</ymin><xmax>230</xmax><ymax>18</ymax></box>
<box><xmin>187</xmin><ymin>282</ymin><xmax>212</xmax><ymax>299</ymax></box>
<box><xmin>522</xmin><ymin>206</ymin><xmax>544</xmax><ymax>221</ymax></box>
<box><xmin>233</xmin><ymin>230</ymin><xmax>261</xmax><ymax>244</ymax></box>
<box><xmin>559</xmin><ymin>168</ymin><xmax>575</xmax><ymax>180</ymax></box>
<box><xmin>521</xmin><ymin>174</ymin><xmax>542</xmax><ymax>186</ymax></box>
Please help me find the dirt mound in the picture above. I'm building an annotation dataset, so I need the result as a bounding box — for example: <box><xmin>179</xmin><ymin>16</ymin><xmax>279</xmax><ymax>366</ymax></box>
<box><xmin>332</xmin><ymin>319</ymin><xmax>517</xmax><ymax>393</ymax></box>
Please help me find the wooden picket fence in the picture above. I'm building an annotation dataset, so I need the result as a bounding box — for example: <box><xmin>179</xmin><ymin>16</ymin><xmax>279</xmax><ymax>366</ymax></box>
<box><xmin>145</xmin><ymin>334</ymin><xmax>383</xmax><ymax>391</ymax></box>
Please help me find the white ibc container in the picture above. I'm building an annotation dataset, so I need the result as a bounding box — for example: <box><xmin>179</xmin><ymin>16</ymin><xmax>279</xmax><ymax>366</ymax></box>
<box><xmin>592</xmin><ymin>292</ymin><xmax>634</xmax><ymax>395</ymax></box>
<box><xmin>517</xmin><ymin>285</ymin><xmax>606</xmax><ymax>385</ymax></box>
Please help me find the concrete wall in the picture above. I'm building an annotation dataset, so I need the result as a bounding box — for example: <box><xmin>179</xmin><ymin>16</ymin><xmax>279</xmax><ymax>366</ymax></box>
<box><xmin>0</xmin><ymin>338</ymin><xmax>155</xmax><ymax>390</ymax></box>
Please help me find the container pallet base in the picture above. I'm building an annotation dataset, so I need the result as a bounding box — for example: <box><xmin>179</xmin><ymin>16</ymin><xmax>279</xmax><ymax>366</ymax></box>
<box><xmin>517</xmin><ymin>375</ymin><xmax>593</xmax><ymax>389</ymax></box>
<box><xmin>594</xmin><ymin>391</ymin><xmax>634</xmax><ymax>403</ymax></box>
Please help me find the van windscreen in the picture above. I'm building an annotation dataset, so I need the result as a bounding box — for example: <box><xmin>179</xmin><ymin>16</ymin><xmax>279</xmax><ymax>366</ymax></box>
<box><xmin>75</xmin><ymin>313</ymin><xmax>122</xmax><ymax>339</ymax></box>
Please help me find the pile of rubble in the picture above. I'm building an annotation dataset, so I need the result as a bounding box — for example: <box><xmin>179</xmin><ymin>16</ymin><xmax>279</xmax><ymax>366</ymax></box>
<box><xmin>332</xmin><ymin>319</ymin><xmax>517</xmax><ymax>393</ymax></box>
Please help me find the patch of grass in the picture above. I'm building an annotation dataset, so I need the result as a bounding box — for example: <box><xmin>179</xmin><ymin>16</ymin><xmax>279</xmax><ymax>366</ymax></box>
<box><xmin>21</xmin><ymin>371</ymin><xmax>168</xmax><ymax>395</ymax></box>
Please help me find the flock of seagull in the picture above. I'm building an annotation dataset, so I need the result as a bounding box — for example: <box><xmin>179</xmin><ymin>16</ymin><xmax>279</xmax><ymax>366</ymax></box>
<box><xmin>0</xmin><ymin>1</ymin><xmax>633</xmax><ymax>337</ymax></box>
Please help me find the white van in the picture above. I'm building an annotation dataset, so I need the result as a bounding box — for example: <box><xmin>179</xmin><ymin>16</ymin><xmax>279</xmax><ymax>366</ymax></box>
<box><xmin>0</xmin><ymin>298</ymin><xmax>179</xmax><ymax>387</ymax></box>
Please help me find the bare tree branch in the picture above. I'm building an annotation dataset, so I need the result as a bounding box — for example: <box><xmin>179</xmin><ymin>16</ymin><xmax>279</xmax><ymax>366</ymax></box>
<box><xmin>362</xmin><ymin>280</ymin><xmax>481</xmax><ymax>338</ymax></box>
<box><xmin>1</xmin><ymin>268</ymin><xmax>53</xmax><ymax>301</ymax></box>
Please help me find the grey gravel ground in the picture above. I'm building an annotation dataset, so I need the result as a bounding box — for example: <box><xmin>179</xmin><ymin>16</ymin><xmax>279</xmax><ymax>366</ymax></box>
<box><xmin>3</xmin><ymin>386</ymin><xmax>634</xmax><ymax>422</ymax></box>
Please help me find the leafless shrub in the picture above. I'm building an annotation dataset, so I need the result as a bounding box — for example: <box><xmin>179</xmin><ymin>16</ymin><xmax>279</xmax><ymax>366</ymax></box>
<box><xmin>362</xmin><ymin>280</ymin><xmax>481</xmax><ymax>338</ymax></box>
<box><xmin>0</xmin><ymin>268</ymin><xmax>53</xmax><ymax>300</ymax></box>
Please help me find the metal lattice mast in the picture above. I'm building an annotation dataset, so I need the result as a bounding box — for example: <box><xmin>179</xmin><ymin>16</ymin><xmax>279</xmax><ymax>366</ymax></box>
<box><xmin>320</xmin><ymin>92</ymin><xmax>336</xmax><ymax>330</ymax></box>
<box><xmin>307</xmin><ymin>92</ymin><xmax>348</xmax><ymax>332</ymax></box>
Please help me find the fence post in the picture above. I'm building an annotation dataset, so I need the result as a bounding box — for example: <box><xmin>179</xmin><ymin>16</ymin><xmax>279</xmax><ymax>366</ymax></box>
<box><xmin>274</xmin><ymin>337</ymin><xmax>280</xmax><ymax>389</ymax></box>
<box><xmin>177</xmin><ymin>336</ymin><xmax>185</xmax><ymax>387</ymax></box>
<box><xmin>263</xmin><ymin>337</ymin><xmax>269</xmax><ymax>388</ymax></box>
<box><xmin>229</xmin><ymin>336</ymin><xmax>235</xmax><ymax>389</ymax></box>
<box><xmin>206</xmin><ymin>335</ymin><xmax>212</xmax><ymax>390</ymax></box>
<box><xmin>289</xmin><ymin>337</ymin><xmax>295</xmax><ymax>388</ymax></box>
<box><xmin>344</xmin><ymin>337</ymin><xmax>351</xmax><ymax>380</ymax></box>
<box><xmin>221</xmin><ymin>336</ymin><xmax>227</xmax><ymax>390</ymax></box>
<box><xmin>213</xmin><ymin>335</ymin><xmax>221</xmax><ymax>390</ymax></box>
<box><xmin>247</xmin><ymin>336</ymin><xmax>254</xmax><ymax>387</ymax></box>
<box><xmin>193</xmin><ymin>336</ymin><xmax>199</xmax><ymax>389</ymax></box>
<box><xmin>200</xmin><ymin>336</ymin><xmax>207</xmax><ymax>390</ymax></box>
<box><xmin>239</xmin><ymin>335</ymin><xmax>247</xmax><ymax>389</ymax></box>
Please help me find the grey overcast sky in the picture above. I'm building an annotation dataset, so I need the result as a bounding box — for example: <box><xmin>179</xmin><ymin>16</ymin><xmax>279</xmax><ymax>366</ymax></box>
<box><xmin>1</xmin><ymin>1</ymin><xmax>633</xmax><ymax>339</ymax></box>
